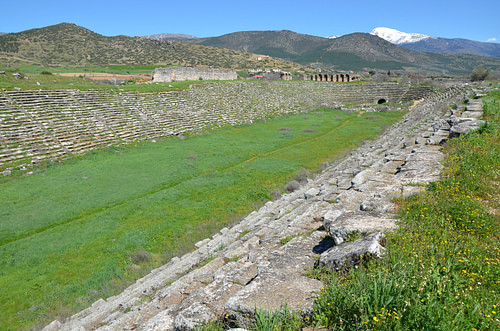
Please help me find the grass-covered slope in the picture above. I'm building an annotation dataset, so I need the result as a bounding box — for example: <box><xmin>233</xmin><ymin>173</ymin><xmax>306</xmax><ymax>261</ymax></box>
<box><xmin>313</xmin><ymin>90</ymin><xmax>499</xmax><ymax>330</ymax></box>
<box><xmin>0</xmin><ymin>107</ymin><xmax>403</xmax><ymax>330</ymax></box>
<box><xmin>0</xmin><ymin>23</ymin><xmax>303</xmax><ymax>70</ymax></box>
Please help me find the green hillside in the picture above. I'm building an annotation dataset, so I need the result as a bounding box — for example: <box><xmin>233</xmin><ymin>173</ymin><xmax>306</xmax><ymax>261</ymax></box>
<box><xmin>0</xmin><ymin>23</ymin><xmax>304</xmax><ymax>71</ymax></box>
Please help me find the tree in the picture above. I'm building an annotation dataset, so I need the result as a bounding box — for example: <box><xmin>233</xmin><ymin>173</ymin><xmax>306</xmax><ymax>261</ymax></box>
<box><xmin>470</xmin><ymin>65</ymin><xmax>490</xmax><ymax>81</ymax></box>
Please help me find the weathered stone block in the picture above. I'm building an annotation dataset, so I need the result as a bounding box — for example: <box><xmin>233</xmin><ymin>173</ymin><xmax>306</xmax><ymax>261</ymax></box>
<box><xmin>318</xmin><ymin>232</ymin><xmax>385</xmax><ymax>271</ymax></box>
<box><xmin>449</xmin><ymin>120</ymin><xmax>485</xmax><ymax>138</ymax></box>
<box><xmin>323</xmin><ymin>211</ymin><xmax>397</xmax><ymax>245</ymax></box>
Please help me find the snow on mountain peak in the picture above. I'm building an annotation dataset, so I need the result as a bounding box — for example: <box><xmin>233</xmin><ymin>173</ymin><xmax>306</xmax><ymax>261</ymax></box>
<box><xmin>370</xmin><ymin>27</ymin><xmax>432</xmax><ymax>44</ymax></box>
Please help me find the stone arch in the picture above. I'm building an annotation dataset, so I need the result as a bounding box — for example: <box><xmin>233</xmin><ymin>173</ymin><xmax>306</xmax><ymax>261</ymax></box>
<box><xmin>377</xmin><ymin>98</ymin><xmax>387</xmax><ymax>104</ymax></box>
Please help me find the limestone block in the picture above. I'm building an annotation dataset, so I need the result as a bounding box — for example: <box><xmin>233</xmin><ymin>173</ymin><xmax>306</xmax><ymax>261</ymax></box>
<box><xmin>461</xmin><ymin>111</ymin><xmax>483</xmax><ymax>119</ymax></box>
<box><xmin>194</xmin><ymin>238</ymin><xmax>210</xmax><ymax>248</ymax></box>
<box><xmin>449</xmin><ymin>120</ymin><xmax>485</xmax><ymax>138</ymax></box>
<box><xmin>213</xmin><ymin>261</ymin><xmax>258</xmax><ymax>286</ymax></box>
<box><xmin>304</xmin><ymin>187</ymin><xmax>320</xmax><ymax>199</ymax></box>
<box><xmin>224</xmin><ymin>236</ymin><xmax>260</xmax><ymax>260</ymax></box>
<box><xmin>42</xmin><ymin>320</ymin><xmax>62</xmax><ymax>331</ymax></box>
<box><xmin>318</xmin><ymin>232</ymin><xmax>385</xmax><ymax>272</ymax></box>
<box><xmin>360</xmin><ymin>193</ymin><xmax>396</xmax><ymax>213</ymax></box>
<box><xmin>174</xmin><ymin>302</ymin><xmax>216</xmax><ymax>330</ymax></box>
<box><xmin>432</xmin><ymin>119</ymin><xmax>451</xmax><ymax>132</ymax></box>
<box><xmin>224</xmin><ymin>272</ymin><xmax>323</xmax><ymax>325</ymax></box>
<box><xmin>266</xmin><ymin>236</ymin><xmax>321</xmax><ymax>273</ymax></box>
<box><xmin>323</xmin><ymin>211</ymin><xmax>397</xmax><ymax>245</ymax></box>
<box><xmin>351</xmin><ymin>168</ymin><xmax>377</xmax><ymax>190</ymax></box>
<box><xmin>141</xmin><ymin>310</ymin><xmax>175</xmax><ymax>330</ymax></box>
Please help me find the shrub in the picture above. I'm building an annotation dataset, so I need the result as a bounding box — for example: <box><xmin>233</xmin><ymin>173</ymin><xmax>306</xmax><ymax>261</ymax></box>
<box><xmin>470</xmin><ymin>65</ymin><xmax>490</xmax><ymax>81</ymax></box>
<box><xmin>285</xmin><ymin>180</ymin><xmax>300</xmax><ymax>193</ymax></box>
<box><xmin>295</xmin><ymin>168</ymin><xmax>310</xmax><ymax>184</ymax></box>
<box><xmin>270</xmin><ymin>189</ymin><xmax>282</xmax><ymax>200</ymax></box>
<box><xmin>131</xmin><ymin>250</ymin><xmax>150</xmax><ymax>264</ymax></box>
<box><xmin>40</xmin><ymin>71</ymin><xmax>53</xmax><ymax>75</ymax></box>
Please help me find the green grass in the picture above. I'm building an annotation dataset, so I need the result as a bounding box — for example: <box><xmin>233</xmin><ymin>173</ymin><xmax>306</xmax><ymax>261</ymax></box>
<box><xmin>312</xmin><ymin>89</ymin><xmax>499</xmax><ymax>330</ymax></box>
<box><xmin>11</xmin><ymin>64</ymin><xmax>171</xmax><ymax>75</ymax></box>
<box><xmin>0</xmin><ymin>68</ymin><xmax>212</xmax><ymax>92</ymax></box>
<box><xmin>0</xmin><ymin>107</ymin><xmax>403</xmax><ymax>330</ymax></box>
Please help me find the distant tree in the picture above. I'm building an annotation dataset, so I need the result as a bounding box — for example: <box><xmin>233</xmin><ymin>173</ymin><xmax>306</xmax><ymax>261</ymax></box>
<box><xmin>470</xmin><ymin>65</ymin><xmax>490</xmax><ymax>81</ymax></box>
<box><xmin>369</xmin><ymin>70</ymin><xmax>376</xmax><ymax>76</ymax></box>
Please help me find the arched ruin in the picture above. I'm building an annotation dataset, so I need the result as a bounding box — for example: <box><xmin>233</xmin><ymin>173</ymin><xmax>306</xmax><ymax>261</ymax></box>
<box><xmin>309</xmin><ymin>72</ymin><xmax>360</xmax><ymax>82</ymax></box>
<box><xmin>280</xmin><ymin>72</ymin><xmax>292</xmax><ymax>80</ymax></box>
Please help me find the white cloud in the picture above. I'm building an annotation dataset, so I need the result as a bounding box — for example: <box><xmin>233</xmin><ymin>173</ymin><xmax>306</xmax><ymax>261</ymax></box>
<box><xmin>487</xmin><ymin>37</ymin><xmax>497</xmax><ymax>42</ymax></box>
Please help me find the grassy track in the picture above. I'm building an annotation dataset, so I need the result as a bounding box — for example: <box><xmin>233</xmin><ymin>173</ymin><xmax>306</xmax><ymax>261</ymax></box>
<box><xmin>0</xmin><ymin>107</ymin><xmax>403</xmax><ymax>330</ymax></box>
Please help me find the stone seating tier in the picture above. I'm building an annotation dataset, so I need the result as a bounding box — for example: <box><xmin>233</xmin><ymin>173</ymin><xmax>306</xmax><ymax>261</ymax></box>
<box><xmin>1</xmin><ymin>82</ymin><xmax>434</xmax><ymax>174</ymax></box>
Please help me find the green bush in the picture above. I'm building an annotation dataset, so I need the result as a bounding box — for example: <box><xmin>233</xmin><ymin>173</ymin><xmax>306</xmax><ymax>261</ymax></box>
<box><xmin>470</xmin><ymin>65</ymin><xmax>490</xmax><ymax>81</ymax></box>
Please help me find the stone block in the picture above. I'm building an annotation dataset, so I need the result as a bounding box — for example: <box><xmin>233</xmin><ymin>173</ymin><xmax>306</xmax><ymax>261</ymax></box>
<box><xmin>318</xmin><ymin>232</ymin><xmax>385</xmax><ymax>271</ymax></box>
<box><xmin>323</xmin><ymin>211</ymin><xmax>397</xmax><ymax>245</ymax></box>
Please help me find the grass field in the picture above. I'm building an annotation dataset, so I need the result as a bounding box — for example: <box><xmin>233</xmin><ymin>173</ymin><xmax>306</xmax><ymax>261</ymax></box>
<box><xmin>0</xmin><ymin>68</ymin><xmax>210</xmax><ymax>93</ymax></box>
<box><xmin>7</xmin><ymin>64</ymin><xmax>168</xmax><ymax>75</ymax></box>
<box><xmin>0</xmin><ymin>107</ymin><xmax>404</xmax><ymax>330</ymax></box>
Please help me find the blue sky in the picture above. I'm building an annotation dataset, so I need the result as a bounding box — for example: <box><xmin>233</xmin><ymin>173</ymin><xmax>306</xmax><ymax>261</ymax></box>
<box><xmin>1</xmin><ymin>0</ymin><xmax>499</xmax><ymax>42</ymax></box>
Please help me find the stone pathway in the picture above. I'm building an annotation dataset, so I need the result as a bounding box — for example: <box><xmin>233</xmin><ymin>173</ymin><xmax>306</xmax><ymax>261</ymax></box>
<box><xmin>43</xmin><ymin>84</ymin><xmax>491</xmax><ymax>331</ymax></box>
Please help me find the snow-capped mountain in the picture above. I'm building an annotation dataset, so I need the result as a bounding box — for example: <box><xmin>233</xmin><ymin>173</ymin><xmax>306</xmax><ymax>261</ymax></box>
<box><xmin>370</xmin><ymin>27</ymin><xmax>433</xmax><ymax>45</ymax></box>
<box><xmin>327</xmin><ymin>35</ymin><xmax>339</xmax><ymax>39</ymax></box>
<box><xmin>370</xmin><ymin>27</ymin><xmax>500</xmax><ymax>58</ymax></box>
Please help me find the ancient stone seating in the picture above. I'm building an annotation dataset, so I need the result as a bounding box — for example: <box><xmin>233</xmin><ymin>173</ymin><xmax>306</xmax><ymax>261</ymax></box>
<box><xmin>0</xmin><ymin>82</ymin><xmax>434</xmax><ymax>175</ymax></box>
<box><xmin>43</xmin><ymin>85</ymin><xmax>478</xmax><ymax>331</ymax></box>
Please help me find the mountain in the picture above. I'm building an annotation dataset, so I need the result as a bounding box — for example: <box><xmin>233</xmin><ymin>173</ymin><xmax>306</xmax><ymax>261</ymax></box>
<box><xmin>371</xmin><ymin>27</ymin><xmax>432</xmax><ymax>44</ymax></box>
<box><xmin>399</xmin><ymin>37</ymin><xmax>500</xmax><ymax>58</ymax></box>
<box><xmin>143</xmin><ymin>33</ymin><xmax>198</xmax><ymax>40</ymax></box>
<box><xmin>0</xmin><ymin>32</ymin><xmax>7</xmax><ymax>36</ymax></box>
<box><xmin>0</xmin><ymin>23</ymin><xmax>303</xmax><ymax>70</ymax></box>
<box><xmin>186</xmin><ymin>30</ymin><xmax>500</xmax><ymax>75</ymax></box>
<box><xmin>371</xmin><ymin>27</ymin><xmax>500</xmax><ymax>58</ymax></box>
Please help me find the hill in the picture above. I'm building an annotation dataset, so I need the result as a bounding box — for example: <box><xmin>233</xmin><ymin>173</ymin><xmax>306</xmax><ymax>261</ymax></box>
<box><xmin>185</xmin><ymin>30</ymin><xmax>500</xmax><ymax>75</ymax></box>
<box><xmin>0</xmin><ymin>23</ymin><xmax>304</xmax><ymax>70</ymax></box>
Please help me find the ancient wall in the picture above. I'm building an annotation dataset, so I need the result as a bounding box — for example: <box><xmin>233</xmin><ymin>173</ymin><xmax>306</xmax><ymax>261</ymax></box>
<box><xmin>152</xmin><ymin>67</ymin><xmax>237</xmax><ymax>82</ymax></box>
